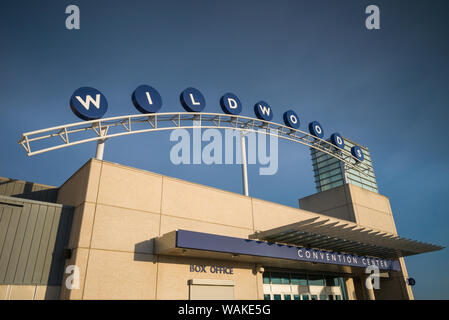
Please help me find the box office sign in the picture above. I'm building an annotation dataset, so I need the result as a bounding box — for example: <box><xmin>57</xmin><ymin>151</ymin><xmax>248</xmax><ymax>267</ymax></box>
<box><xmin>190</xmin><ymin>264</ymin><xmax>234</xmax><ymax>274</ymax></box>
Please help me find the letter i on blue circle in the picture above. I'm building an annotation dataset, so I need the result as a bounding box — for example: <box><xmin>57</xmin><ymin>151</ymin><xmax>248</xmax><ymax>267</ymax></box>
<box><xmin>132</xmin><ymin>85</ymin><xmax>163</xmax><ymax>113</ymax></box>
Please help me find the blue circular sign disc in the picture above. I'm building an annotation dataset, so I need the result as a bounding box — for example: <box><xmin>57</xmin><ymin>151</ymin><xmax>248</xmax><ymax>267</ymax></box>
<box><xmin>254</xmin><ymin>101</ymin><xmax>273</xmax><ymax>121</ymax></box>
<box><xmin>132</xmin><ymin>85</ymin><xmax>163</xmax><ymax>113</ymax></box>
<box><xmin>220</xmin><ymin>93</ymin><xmax>242</xmax><ymax>115</ymax></box>
<box><xmin>70</xmin><ymin>87</ymin><xmax>108</xmax><ymax>121</ymax></box>
<box><xmin>330</xmin><ymin>133</ymin><xmax>345</xmax><ymax>149</ymax></box>
<box><xmin>308</xmin><ymin>121</ymin><xmax>324</xmax><ymax>138</ymax></box>
<box><xmin>351</xmin><ymin>145</ymin><xmax>364</xmax><ymax>162</ymax></box>
<box><xmin>180</xmin><ymin>87</ymin><xmax>206</xmax><ymax>112</ymax></box>
<box><xmin>283</xmin><ymin>110</ymin><xmax>300</xmax><ymax>129</ymax></box>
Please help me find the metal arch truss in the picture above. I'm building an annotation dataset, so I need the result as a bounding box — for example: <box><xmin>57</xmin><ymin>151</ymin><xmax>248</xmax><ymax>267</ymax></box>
<box><xmin>18</xmin><ymin>112</ymin><xmax>372</xmax><ymax>177</ymax></box>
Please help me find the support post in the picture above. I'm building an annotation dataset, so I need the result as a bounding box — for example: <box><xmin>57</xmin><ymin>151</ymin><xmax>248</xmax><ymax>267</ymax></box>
<box><xmin>240</xmin><ymin>130</ymin><xmax>249</xmax><ymax>196</ymax></box>
<box><xmin>95</xmin><ymin>128</ymin><xmax>107</xmax><ymax>160</ymax></box>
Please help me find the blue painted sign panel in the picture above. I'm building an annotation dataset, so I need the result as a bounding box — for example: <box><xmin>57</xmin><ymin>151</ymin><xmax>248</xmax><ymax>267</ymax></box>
<box><xmin>331</xmin><ymin>133</ymin><xmax>345</xmax><ymax>149</ymax></box>
<box><xmin>308</xmin><ymin>121</ymin><xmax>324</xmax><ymax>139</ymax></box>
<box><xmin>351</xmin><ymin>145</ymin><xmax>364</xmax><ymax>162</ymax></box>
<box><xmin>220</xmin><ymin>93</ymin><xmax>242</xmax><ymax>115</ymax></box>
<box><xmin>175</xmin><ymin>230</ymin><xmax>401</xmax><ymax>271</ymax></box>
<box><xmin>132</xmin><ymin>85</ymin><xmax>163</xmax><ymax>113</ymax></box>
<box><xmin>254</xmin><ymin>101</ymin><xmax>273</xmax><ymax>121</ymax></box>
<box><xmin>180</xmin><ymin>87</ymin><xmax>206</xmax><ymax>112</ymax></box>
<box><xmin>283</xmin><ymin>110</ymin><xmax>300</xmax><ymax>129</ymax></box>
<box><xmin>70</xmin><ymin>87</ymin><xmax>108</xmax><ymax>120</ymax></box>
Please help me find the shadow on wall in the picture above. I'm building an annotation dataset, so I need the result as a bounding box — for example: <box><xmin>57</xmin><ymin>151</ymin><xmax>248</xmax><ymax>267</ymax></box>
<box><xmin>134</xmin><ymin>239</ymin><xmax>157</xmax><ymax>264</ymax></box>
<box><xmin>0</xmin><ymin>178</ymin><xmax>58</xmax><ymax>203</ymax></box>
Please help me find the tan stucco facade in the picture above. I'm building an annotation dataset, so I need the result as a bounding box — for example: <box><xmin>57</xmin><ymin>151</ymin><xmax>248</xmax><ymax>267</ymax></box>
<box><xmin>53</xmin><ymin>158</ymin><xmax>413</xmax><ymax>300</ymax></box>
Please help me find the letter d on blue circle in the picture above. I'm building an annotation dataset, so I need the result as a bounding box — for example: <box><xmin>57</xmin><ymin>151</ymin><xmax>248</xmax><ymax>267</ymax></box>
<box><xmin>330</xmin><ymin>133</ymin><xmax>345</xmax><ymax>149</ymax></box>
<box><xmin>220</xmin><ymin>93</ymin><xmax>242</xmax><ymax>115</ymax></box>
<box><xmin>132</xmin><ymin>85</ymin><xmax>162</xmax><ymax>113</ymax></box>
<box><xmin>351</xmin><ymin>145</ymin><xmax>364</xmax><ymax>162</ymax></box>
<box><xmin>180</xmin><ymin>87</ymin><xmax>206</xmax><ymax>112</ymax></box>
<box><xmin>308</xmin><ymin>121</ymin><xmax>324</xmax><ymax>138</ymax></box>
<box><xmin>254</xmin><ymin>101</ymin><xmax>273</xmax><ymax>121</ymax></box>
<box><xmin>283</xmin><ymin>110</ymin><xmax>300</xmax><ymax>129</ymax></box>
<box><xmin>70</xmin><ymin>87</ymin><xmax>108</xmax><ymax>121</ymax></box>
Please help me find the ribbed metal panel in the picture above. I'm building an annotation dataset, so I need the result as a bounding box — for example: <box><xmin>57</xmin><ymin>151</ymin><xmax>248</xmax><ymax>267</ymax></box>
<box><xmin>0</xmin><ymin>195</ymin><xmax>73</xmax><ymax>285</ymax></box>
<box><xmin>0</xmin><ymin>177</ymin><xmax>58</xmax><ymax>203</ymax></box>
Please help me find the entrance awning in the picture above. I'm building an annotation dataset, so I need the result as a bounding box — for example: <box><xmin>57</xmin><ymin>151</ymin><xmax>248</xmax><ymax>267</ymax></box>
<box><xmin>155</xmin><ymin>229</ymin><xmax>402</xmax><ymax>272</ymax></box>
<box><xmin>248</xmin><ymin>217</ymin><xmax>444</xmax><ymax>259</ymax></box>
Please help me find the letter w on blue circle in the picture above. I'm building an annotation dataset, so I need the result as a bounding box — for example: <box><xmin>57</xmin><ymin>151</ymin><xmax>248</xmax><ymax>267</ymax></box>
<box><xmin>132</xmin><ymin>85</ymin><xmax>163</xmax><ymax>113</ymax></box>
<box><xmin>254</xmin><ymin>101</ymin><xmax>273</xmax><ymax>121</ymax></box>
<box><xmin>70</xmin><ymin>87</ymin><xmax>108</xmax><ymax>121</ymax></box>
<box><xmin>180</xmin><ymin>87</ymin><xmax>206</xmax><ymax>112</ymax></box>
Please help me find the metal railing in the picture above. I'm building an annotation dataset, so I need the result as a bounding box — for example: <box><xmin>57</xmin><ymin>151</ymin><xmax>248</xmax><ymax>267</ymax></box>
<box><xmin>18</xmin><ymin>112</ymin><xmax>372</xmax><ymax>177</ymax></box>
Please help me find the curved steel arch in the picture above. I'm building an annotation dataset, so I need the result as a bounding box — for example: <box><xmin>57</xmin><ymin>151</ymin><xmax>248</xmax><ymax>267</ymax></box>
<box><xmin>18</xmin><ymin>112</ymin><xmax>372</xmax><ymax>177</ymax></box>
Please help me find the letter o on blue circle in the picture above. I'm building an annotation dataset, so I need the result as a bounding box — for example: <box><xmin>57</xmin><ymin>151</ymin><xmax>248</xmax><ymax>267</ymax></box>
<box><xmin>70</xmin><ymin>87</ymin><xmax>108</xmax><ymax>121</ymax></box>
<box><xmin>330</xmin><ymin>133</ymin><xmax>345</xmax><ymax>149</ymax></box>
<box><xmin>351</xmin><ymin>145</ymin><xmax>364</xmax><ymax>162</ymax></box>
<box><xmin>132</xmin><ymin>85</ymin><xmax>163</xmax><ymax>113</ymax></box>
<box><xmin>220</xmin><ymin>93</ymin><xmax>242</xmax><ymax>115</ymax></box>
<box><xmin>283</xmin><ymin>110</ymin><xmax>300</xmax><ymax>129</ymax></box>
<box><xmin>308</xmin><ymin>121</ymin><xmax>324</xmax><ymax>138</ymax></box>
<box><xmin>254</xmin><ymin>101</ymin><xmax>273</xmax><ymax>121</ymax></box>
<box><xmin>180</xmin><ymin>87</ymin><xmax>206</xmax><ymax>112</ymax></box>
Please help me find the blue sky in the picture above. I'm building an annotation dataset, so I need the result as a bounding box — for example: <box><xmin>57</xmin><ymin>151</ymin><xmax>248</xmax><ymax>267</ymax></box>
<box><xmin>1</xmin><ymin>0</ymin><xmax>448</xmax><ymax>299</ymax></box>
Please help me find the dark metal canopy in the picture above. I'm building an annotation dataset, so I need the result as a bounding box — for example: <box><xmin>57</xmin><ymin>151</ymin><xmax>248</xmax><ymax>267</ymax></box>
<box><xmin>249</xmin><ymin>217</ymin><xmax>444</xmax><ymax>259</ymax></box>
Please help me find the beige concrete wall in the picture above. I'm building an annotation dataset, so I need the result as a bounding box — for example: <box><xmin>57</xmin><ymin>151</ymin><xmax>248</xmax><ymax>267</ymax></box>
<box><xmin>0</xmin><ymin>285</ymin><xmax>60</xmax><ymax>300</ymax></box>
<box><xmin>57</xmin><ymin>159</ymin><xmax>412</xmax><ymax>300</ymax></box>
<box><xmin>299</xmin><ymin>184</ymin><xmax>398</xmax><ymax>234</ymax></box>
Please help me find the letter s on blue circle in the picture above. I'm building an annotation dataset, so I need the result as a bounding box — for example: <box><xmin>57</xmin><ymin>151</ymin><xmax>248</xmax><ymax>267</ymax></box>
<box><xmin>70</xmin><ymin>87</ymin><xmax>108</xmax><ymax>121</ymax></box>
<box><xmin>132</xmin><ymin>85</ymin><xmax>163</xmax><ymax>113</ymax></box>
<box><xmin>330</xmin><ymin>133</ymin><xmax>345</xmax><ymax>149</ymax></box>
<box><xmin>254</xmin><ymin>101</ymin><xmax>273</xmax><ymax>121</ymax></box>
<box><xmin>308</xmin><ymin>121</ymin><xmax>324</xmax><ymax>138</ymax></box>
<box><xmin>351</xmin><ymin>145</ymin><xmax>364</xmax><ymax>162</ymax></box>
<box><xmin>283</xmin><ymin>110</ymin><xmax>300</xmax><ymax>129</ymax></box>
<box><xmin>220</xmin><ymin>93</ymin><xmax>242</xmax><ymax>115</ymax></box>
<box><xmin>180</xmin><ymin>87</ymin><xmax>206</xmax><ymax>112</ymax></box>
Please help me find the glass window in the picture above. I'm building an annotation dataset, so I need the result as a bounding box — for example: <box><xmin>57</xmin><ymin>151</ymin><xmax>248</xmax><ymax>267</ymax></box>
<box><xmin>335</xmin><ymin>295</ymin><xmax>342</xmax><ymax>300</ymax></box>
<box><xmin>319</xmin><ymin>295</ymin><xmax>327</xmax><ymax>300</ymax></box>
<box><xmin>291</xmin><ymin>273</ymin><xmax>307</xmax><ymax>286</ymax></box>
<box><xmin>263</xmin><ymin>273</ymin><xmax>270</xmax><ymax>284</ymax></box>
<box><xmin>284</xmin><ymin>294</ymin><xmax>291</xmax><ymax>300</ymax></box>
<box><xmin>311</xmin><ymin>295</ymin><xmax>318</xmax><ymax>300</ymax></box>
<box><xmin>270</xmin><ymin>273</ymin><xmax>282</xmax><ymax>284</ymax></box>
<box><xmin>308</xmin><ymin>274</ymin><xmax>325</xmax><ymax>286</ymax></box>
<box><xmin>302</xmin><ymin>294</ymin><xmax>309</xmax><ymax>300</ymax></box>
<box><xmin>264</xmin><ymin>294</ymin><xmax>270</xmax><ymax>300</ymax></box>
<box><xmin>293</xmin><ymin>295</ymin><xmax>300</xmax><ymax>300</ymax></box>
<box><xmin>328</xmin><ymin>295</ymin><xmax>334</xmax><ymax>300</ymax></box>
<box><xmin>273</xmin><ymin>294</ymin><xmax>281</xmax><ymax>300</ymax></box>
<box><xmin>325</xmin><ymin>276</ymin><xmax>338</xmax><ymax>286</ymax></box>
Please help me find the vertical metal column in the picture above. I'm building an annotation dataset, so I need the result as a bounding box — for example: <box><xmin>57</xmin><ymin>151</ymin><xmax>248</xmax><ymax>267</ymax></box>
<box><xmin>95</xmin><ymin>128</ymin><xmax>107</xmax><ymax>160</ymax></box>
<box><xmin>240</xmin><ymin>130</ymin><xmax>249</xmax><ymax>196</ymax></box>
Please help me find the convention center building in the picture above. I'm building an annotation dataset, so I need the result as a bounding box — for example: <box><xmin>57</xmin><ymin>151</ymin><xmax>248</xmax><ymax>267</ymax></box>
<box><xmin>0</xmin><ymin>138</ymin><xmax>443</xmax><ymax>300</ymax></box>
